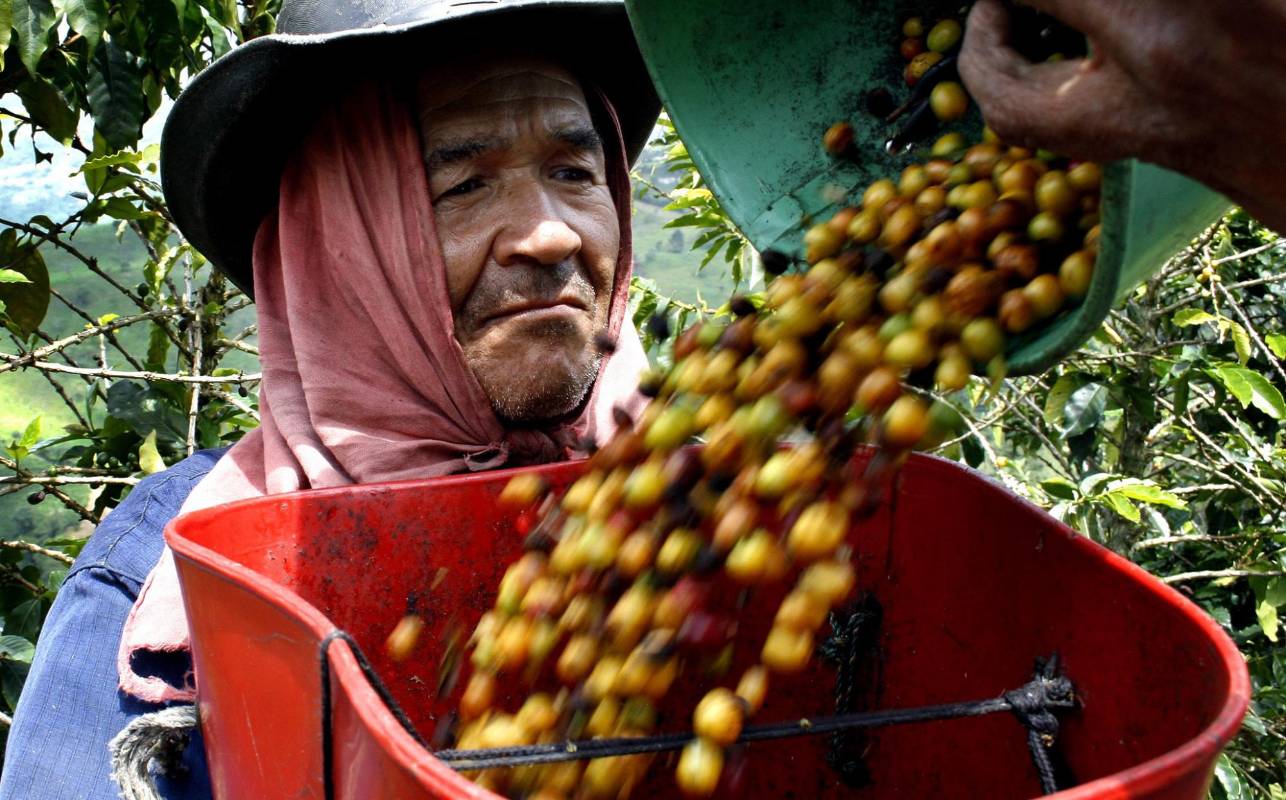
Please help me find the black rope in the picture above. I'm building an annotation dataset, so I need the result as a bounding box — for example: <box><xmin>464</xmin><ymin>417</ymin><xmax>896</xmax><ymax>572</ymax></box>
<box><xmin>436</xmin><ymin>669</ymin><xmax>1076</xmax><ymax>772</ymax></box>
<box><xmin>319</xmin><ymin>629</ymin><xmax>430</xmax><ymax>800</ymax></box>
<box><xmin>818</xmin><ymin>595</ymin><xmax>882</xmax><ymax>787</ymax></box>
<box><xmin>1003</xmin><ymin>654</ymin><xmax>1076</xmax><ymax>795</ymax></box>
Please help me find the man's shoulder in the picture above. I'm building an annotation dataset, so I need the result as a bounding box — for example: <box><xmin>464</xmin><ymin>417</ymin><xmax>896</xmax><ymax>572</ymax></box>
<box><xmin>71</xmin><ymin>447</ymin><xmax>230</xmax><ymax>588</ymax></box>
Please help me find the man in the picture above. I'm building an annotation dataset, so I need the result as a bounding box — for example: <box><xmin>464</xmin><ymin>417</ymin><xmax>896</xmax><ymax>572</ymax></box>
<box><xmin>960</xmin><ymin>0</ymin><xmax>1286</xmax><ymax>236</ymax></box>
<box><xmin>0</xmin><ymin>2</ymin><xmax>660</xmax><ymax>797</ymax></box>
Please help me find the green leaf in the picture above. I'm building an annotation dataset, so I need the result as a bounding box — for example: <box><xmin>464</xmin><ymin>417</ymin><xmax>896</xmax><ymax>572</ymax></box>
<box><xmin>1061</xmin><ymin>382</ymin><xmax>1107</xmax><ymax>438</ymax></box>
<box><xmin>75</xmin><ymin>149</ymin><xmax>145</xmax><ymax>173</ymax></box>
<box><xmin>1101</xmin><ymin>491</ymin><xmax>1140</xmax><ymax>523</ymax></box>
<box><xmin>1043</xmin><ymin>374</ymin><xmax>1082</xmax><ymax>425</ymax></box>
<box><xmin>1210</xmin><ymin>366</ymin><xmax>1286</xmax><ymax>420</ymax></box>
<box><xmin>0</xmin><ymin>635</ymin><xmax>34</xmax><ymax>664</ymax></box>
<box><xmin>12</xmin><ymin>0</ymin><xmax>56</xmax><ymax>75</ymax></box>
<box><xmin>17</xmin><ymin>415</ymin><xmax>41</xmax><ymax>449</ymax></box>
<box><xmin>0</xmin><ymin>0</ymin><xmax>13</xmax><ymax>72</ymax></box>
<box><xmin>1214</xmin><ymin>754</ymin><xmax>1248</xmax><ymax>800</ymax></box>
<box><xmin>64</xmin><ymin>0</ymin><xmax>107</xmax><ymax>51</ymax></box>
<box><xmin>145</xmin><ymin>322</ymin><xmax>170</xmax><ymax>372</ymax></box>
<box><xmin>1107</xmin><ymin>479</ymin><xmax>1187</xmax><ymax>510</ymax></box>
<box><xmin>0</xmin><ymin>243</ymin><xmax>50</xmax><ymax>336</ymax></box>
<box><xmin>0</xmin><ymin>269</ymin><xmax>31</xmax><ymax>284</ymax></box>
<box><xmin>1266</xmin><ymin>333</ymin><xmax>1286</xmax><ymax>360</ymax></box>
<box><xmin>1040</xmin><ymin>477</ymin><xmax>1077</xmax><ymax>501</ymax></box>
<box><xmin>1229</xmin><ymin>321</ymin><xmax>1251</xmax><ymax>365</ymax></box>
<box><xmin>1173</xmin><ymin>309</ymin><xmax>1218</xmax><ymax>327</ymax></box>
<box><xmin>1259</xmin><ymin>598</ymin><xmax>1280</xmax><ymax>643</ymax></box>
<box><xmin>106</xmin><ymin>381</ymin><xmax>188</xmax><ymax>444</ymax></box>
<box><xmin>16</xmin><ymin>78</ymin><xmax>79</xmax><ymax>144</ymax></box>
<box><xmin>138</xmin><ymin>430</ymin><xmax>166</xmax><ymax>475</ymax></box>
<box><xmin>87</xmin><ymin>41</ymin><xmax>147</xmax><ymax>152</ymax></box>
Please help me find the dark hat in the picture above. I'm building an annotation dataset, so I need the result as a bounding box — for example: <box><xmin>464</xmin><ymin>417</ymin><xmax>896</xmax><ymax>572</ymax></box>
<box><xmin>159</xmin><ymin>0</ymin><xmax>661</xmax><ymax>297</ymax></box>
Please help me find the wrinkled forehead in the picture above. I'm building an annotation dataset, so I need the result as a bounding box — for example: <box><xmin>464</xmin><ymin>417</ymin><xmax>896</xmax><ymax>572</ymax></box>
<box><xmin>415</xmin><ymin>56</ymin><xmax>594</xmax><ymax>132</ymax></box>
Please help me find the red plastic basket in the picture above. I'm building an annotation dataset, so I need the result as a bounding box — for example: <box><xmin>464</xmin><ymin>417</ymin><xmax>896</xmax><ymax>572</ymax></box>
<box><xmin>168</xmin><ymin>452</ymin><xmax>1250</xmax><ymax>799</ymax></box>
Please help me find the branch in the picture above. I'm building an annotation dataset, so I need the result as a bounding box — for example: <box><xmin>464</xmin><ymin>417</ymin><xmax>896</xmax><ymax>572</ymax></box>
<box><xmin>0</xmin><ymin>475</ymin><xmax>139</xmax><ymax>486</ymax></box>
<box><xmin>0</xmin><ymin>540</ymin><xmax>75</xmax><ymax>566</ymax></box>
<box><xmin>0</xmin><ymin>455</ymin><xmax>98</xmax><ymax>524</ymax></box>
<box><xmin>49</xmin><ymin>287</ymin><xmax>146</xmax><ymax>371</ymax></box>
<box><xmin>0</xmin><ymin>358</ymin><xmax>260</xmax><ymax>384</ymax></box>
<box><xmin>1163</xmin><ymin>569</ymin><xmax>1286</xmax><ymax>585</ymax></box>
<box><xmin>0</xmin><ymin>309</ymin><xmax>182</xmax><ymax>375</ymax></box>
<box><xmin>204</xmin><ymin>387</ymin><xmax>259</xmax><ymax>421</ymax></box>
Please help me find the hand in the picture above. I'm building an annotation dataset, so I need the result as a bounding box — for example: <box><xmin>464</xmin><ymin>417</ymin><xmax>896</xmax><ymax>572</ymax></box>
<box><xmin>959</xmin><ymin>0</ymin><xmax>1286</xmax><ymax>234</ymax></box>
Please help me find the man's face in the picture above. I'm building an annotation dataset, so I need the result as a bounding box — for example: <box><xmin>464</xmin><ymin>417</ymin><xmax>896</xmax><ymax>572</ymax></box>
<box><xmin>417</xmin><ymin>57</ymin><xmax>619</xmax><ymax>425</ymax></box>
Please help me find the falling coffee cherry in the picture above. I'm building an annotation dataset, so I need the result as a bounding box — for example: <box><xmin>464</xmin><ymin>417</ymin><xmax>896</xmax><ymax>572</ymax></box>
<box><xmin>594</xmin><ymin>330</ymin><xmax>618</xmax><ymax>354</ymax></box>
<box><xmin>27</xmin><ymin>490</ymin><xmax>46</xmax><ymax>505</ymax></box>
<box><xmin>646</xmin><ymin>312</ymin><xmax>672</xmax><ymax>342</ymax></box>
<box><xmin>760</xmin><ymin>249</ymin><xmax>792</xmax><ymax>276</ymax></box>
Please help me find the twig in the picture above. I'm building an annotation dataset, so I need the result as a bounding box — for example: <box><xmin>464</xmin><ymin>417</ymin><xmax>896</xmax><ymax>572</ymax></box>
<box><xmin>0</xmin><ymin>358</ymin><xmax>260</xmax><ymax>384</ymax></box>
<box><xmin>204</xmin><ymin>387</ymin><xmax>259</xmax><ymax>421</ymax></box>
<box><xmin>1133</xmin><ymin>533</ymin><xmax>1262</xmax><ymax>551</ymax></box>
<box><xmin>1163</xmin><ymin>569</ymin><xmax>1286</xmax><ymax>585</ymax></box>
<box><xmin>185</xmin><ymin>255</ymin><xmax>202</xmax><ymax>455</ymax></box>
<box><xmin>216</xmin><ymin>338</ymin><xmax>259</xmax><ymax>356</ymax></box>
<box><xmin>0</xmin><ymin>455</ymin><xmax>98</xmax><ymax>524</ymax></box>
<box><xmin>1213</xmin><ymin>280</ymin><xmax>1286</xmax><ymax>386</ymax></box>
<box><xmin>0</xmin><ymin>475</ymin><xmax>138</xmax><ymax>486</ymax></box>
<box><xmin>0</xmin><ymin>540</ymin><xmax>75</xmax><ymax>566</ymax></box>
<box><xmin>0</xmin><ymin>309</ymin><xmax>182</xmax><ymax>375</ymax></box>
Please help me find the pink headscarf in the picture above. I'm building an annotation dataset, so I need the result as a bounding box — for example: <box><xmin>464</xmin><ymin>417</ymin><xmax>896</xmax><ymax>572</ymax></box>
<box><xmin>118</xmin><ymin>82</ymin><xmax>648</xmax><ymax>702</ymax></box>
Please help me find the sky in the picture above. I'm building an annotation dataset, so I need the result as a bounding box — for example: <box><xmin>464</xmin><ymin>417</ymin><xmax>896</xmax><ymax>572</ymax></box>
<box><xmin>0</xmin><ymin>100</ymin><xmax>169</xmax><ymax>222</ymax></box>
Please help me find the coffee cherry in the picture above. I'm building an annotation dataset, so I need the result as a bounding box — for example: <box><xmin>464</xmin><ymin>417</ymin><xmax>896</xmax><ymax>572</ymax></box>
<box><xmin>900</xmin><ymin>36</ymin><xmax>926</xmax><ymax>60</ymax></box>
<box><xmin>775</xmin><ymin>589</ymin><xmax>829</xmax><ymax>631</ymax></box>
<box><xmin>884</xmin><ymin>328</ymin><xmax>936</xmax><ymax>370</ymax></box>
<box><xmin>760</xmin><ymin>249</ymin><xmax>792</xmax><ymax>276</ymax></box>
<box><xmin>804</xmin><ymin>223</ymin><xmax>844</xmax><ymax>263</ymax></box>
<box><xmin>500</xmin><ymin>474</ymin><xmax>548</xmax><ymax>508</ymax></box>
<box><xmin>944</xmin><ymin>265</ymin><xmax>1002</xmax><ymax>317</ymax></box>
<box><xmin>1059</xmin><ymin>250</ymin><xmax>1095</xmax><ymax>300</ymax></box>
<box><xmin>385</xmin><ymin>614</ymin><xmax>424</xmax><ymax>662</ymax></box>
<box><xmin>646</xmin><ymin>312</ymin><xmax>672</xmax><ymax>342</ymax></box>
<box><xmin>883</xmin><ymin>395</ymin><xmax>930</xmax><ymax>449</ymax></box>
<box><xmin>761</xmin><ymin>626</ymin><xmax>814</xmax><ymax>673</ymax></box>
<box><xmin>902</xmin><ymin>16</ymin><xmax>925</xmax><ymax>37</ymax></box>
<box><xmin>998</xmin><ymin>289</ymin><xmax>1036</xmax><ymax>334</ymax></box>
<box><xmin>993</xmin><ymin>244</ymin><xmax>1040</xmax><ymax>283</ymax></box>
<box><xmin>846</xmin><ymin>209</ymin><xmax>882</xmax><ymax>244</ymax></box>
<box><xmin>961</xmin><ymin>318</ymin><xmax>1005</xmax><ymax>362</ymax></box>
<box><xmin>693</xmin><ymin>687</ymin><xmax>744</xmax><ymax>745</ymax></box>
<box><xmin>1023</xmin><ymin>274</ymin><xmax>1065</xmax><ymax>319</ymax></box>
<box><xmin>823</xmin><ymin>121</ymin><xmax>855</xmax><ymax>156</ymax></box>
<box><xmin>644</xmin><ymin>406</ymin><xmax>695</xmax><ymax>452</ymax></box>
<box><xmin>1027</xmin><ymin>211</ymin><xmax>1065</xmax><ymax>243</ymax></box>
<box><xmin>935</xmin><ymin>354</ymin><xmax>972</xmax><ymax>391</ymax></box>
<box><xmin>927</xmin><ymin>18</ymin><xmax>963</xmax><ymax>52</ymax></box>
<box><xmin>725</xmin><ymin>529</ymin><xmax>784</xmax><ymax>584</ymax></box>
<box><xmin>863</xmin><ymin>179</ymin><xmax>899</xmax><ymax>213</ymax></box>
<box><xmin>27</xmin><ymin>490</ymin><xmax>46</xmax><ymax>505</ymax></box>
<box><xmin>1068</xmin><ymin>161</ymin><xmax>1103</xmax><ymax>193</ymax></box>
<box><xmin>787</xmin><ymin>500</ymin><xmax>849</xmax><ymax>561</ymax></box>
<box><xmin>1035</xmin><ymin>170</ymin><xmax>1077</xmax><ymax>217</ymax></box>
<box><xmin>856</xmin><ymin>366</ymin><xmax>903</xmax><ymax>412</ymax></box>
<box><xmin>930</xmin><ymin>81</ymin><xmax>969</xmax><ymax>121</ymax></box>
<box><xmin>676</xmin><ymin>738</ymin><xmax>724</xmax><ymax>797</ymax></box>
<box><xmin>905</xmin><ymin>51</ymin><xmax>944</xmax><ymax>87</ymax></box>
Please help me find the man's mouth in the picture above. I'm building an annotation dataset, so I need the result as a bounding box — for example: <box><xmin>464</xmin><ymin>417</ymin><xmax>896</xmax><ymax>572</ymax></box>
<box><xmin>480</xmin><ymin>295</ymin><xmax>589</xmax><ymax>328</ymax></box>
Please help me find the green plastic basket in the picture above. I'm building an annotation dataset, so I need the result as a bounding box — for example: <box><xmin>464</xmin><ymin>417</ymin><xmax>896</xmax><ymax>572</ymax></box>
<box><xmin>624</xmin><ymin>0</ymin><xmax>1231</xmax><ymax>374</ymax></box>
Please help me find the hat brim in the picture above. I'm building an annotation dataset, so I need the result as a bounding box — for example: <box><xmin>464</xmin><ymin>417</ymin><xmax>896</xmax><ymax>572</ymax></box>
<box><xmin>160</xmin><ymin>1</ymin><xmax>661</xmax><ymax>297</ymax></box>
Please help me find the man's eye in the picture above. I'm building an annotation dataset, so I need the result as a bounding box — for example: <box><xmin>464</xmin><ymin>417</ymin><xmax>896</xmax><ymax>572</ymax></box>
<box><xmin>555</xmin><ymin>167</ymin><xmax>593</xmax><ymax>182</ymax></box>
<box><xmin>441</xmin><ymin>178</ymin><xmax>482</xmax><ymax>198</ymax></box>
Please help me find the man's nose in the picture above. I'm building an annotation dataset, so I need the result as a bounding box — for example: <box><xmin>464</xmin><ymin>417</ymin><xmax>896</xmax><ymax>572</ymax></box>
<box><xmin>493</xmin><ymin>184</ymin><xmax>582</xmax><ymax>267</ymax></box>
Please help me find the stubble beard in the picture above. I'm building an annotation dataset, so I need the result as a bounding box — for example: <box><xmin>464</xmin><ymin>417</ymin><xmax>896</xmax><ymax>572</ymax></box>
<box><xmin>477</xmin><ymin>318</ymin><xmax>604</xmax><ymax>426</ymax></box>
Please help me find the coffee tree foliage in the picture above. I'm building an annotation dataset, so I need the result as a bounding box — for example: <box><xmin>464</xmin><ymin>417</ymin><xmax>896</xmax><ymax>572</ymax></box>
<box><xmin>0</xmin><ymin>2</ymin><xmax>1282</xmax><ymax>797</ymax></box>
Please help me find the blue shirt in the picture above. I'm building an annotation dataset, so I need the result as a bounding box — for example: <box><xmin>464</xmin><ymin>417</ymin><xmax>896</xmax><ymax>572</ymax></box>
<box><xmin>0</xmin><ymin>449</ymin><xmax>227</xmax><ymax>800</ymax></box>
